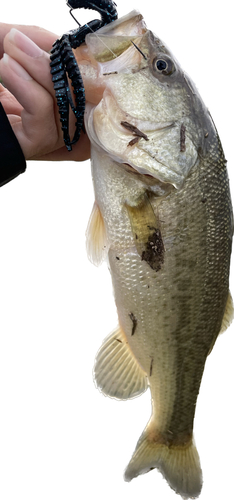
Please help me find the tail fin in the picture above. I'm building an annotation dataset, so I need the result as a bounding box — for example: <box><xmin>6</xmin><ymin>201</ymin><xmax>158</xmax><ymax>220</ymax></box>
<box><xmin>124</xmin><ymin>425</ymin><xmax>202</xmax><ymax>499</ymax></box>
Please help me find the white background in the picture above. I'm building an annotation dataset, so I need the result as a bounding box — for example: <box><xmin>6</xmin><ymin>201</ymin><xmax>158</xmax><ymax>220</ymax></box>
<box><xmin>0</xmin><ymin>0</ymin><xmax>233</xmax><ymax>499</ymax></box>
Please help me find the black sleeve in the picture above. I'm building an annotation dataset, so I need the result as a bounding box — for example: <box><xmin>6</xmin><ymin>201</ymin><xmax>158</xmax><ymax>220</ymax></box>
<box><xmin>0</xmin><ymin>102</ymin><xmax>26</xmax><ymax>187</ymax></box>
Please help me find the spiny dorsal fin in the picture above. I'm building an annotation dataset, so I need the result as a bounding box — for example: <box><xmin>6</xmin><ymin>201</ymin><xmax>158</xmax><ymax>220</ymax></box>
<box><xmin>86</xmin><ymin>201</ymin><xmax>108</xmax><ymax>266</ymax></box>
<box><xmin>94</xmin><ymin>325</ymin><xmax>148</xmax><ymax>400</ymax></box>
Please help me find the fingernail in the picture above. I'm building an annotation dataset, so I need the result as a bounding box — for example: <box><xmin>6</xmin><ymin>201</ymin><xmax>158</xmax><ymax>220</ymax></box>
<box><xmin>2</xmin><ymin>53</ymin><xmax>32</xmax><ymax>80</ymax></box>
<box><xmin>9</xmin><ymin>28</ymin><xmax>43</xmax><ymax>58</ymax></box>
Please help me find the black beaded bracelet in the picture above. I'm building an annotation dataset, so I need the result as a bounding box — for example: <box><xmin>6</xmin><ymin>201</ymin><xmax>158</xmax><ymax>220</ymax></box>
<box><xmin>0</xmin><ymin>103</ymin><xmax>26</xmax><ymax>187</ymax></box>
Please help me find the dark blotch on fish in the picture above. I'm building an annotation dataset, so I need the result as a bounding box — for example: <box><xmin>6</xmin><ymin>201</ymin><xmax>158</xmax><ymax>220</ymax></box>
<box><xmin>129</xmin><ymin>312</ymin><xmax>137</xmax><ymax>336</ymax></box>
<box><xmin>180</xmin><ymin>123</ymin><xmax>186</xmax><ymax>152</ymax></box>
<box><xmin>128</xmin><ymin>137</ymin><xmax>140</xmax><ymax>147</ymax></box>
<box><xmin>150</xmin><ymin>358</ymin><xmax>154</xmax><ymax>376</ymax></box>
<box><xmin>121</xmin><ymin>121</ymin><xmax>149</xmax><ymax>141</ymax></box>
<box><xmin>141</xmin><ymin>228</ymin><xmax>164</xmax><ymax>272</ymax></box>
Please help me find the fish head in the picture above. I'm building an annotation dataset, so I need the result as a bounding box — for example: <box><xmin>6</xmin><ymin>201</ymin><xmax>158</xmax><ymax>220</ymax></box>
<box><xmin>76</xmin><ymin>11</ymin><xmax>215</xmax><ymax>189</ymax></box>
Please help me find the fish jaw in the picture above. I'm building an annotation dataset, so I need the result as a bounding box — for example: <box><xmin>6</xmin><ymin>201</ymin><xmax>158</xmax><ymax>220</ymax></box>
<box><xmin>74</xmin><ymin>11</ymin><xmax>147</xmax><ymax>105</ymax></box>
<box><xmin>85</xmin><ymin>10</ymin><xmax>147</xmax><ymax>58</ymax></box>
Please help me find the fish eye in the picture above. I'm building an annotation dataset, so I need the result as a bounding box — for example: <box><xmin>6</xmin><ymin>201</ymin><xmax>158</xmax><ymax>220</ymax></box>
<box><xmin>153</xmin><ymin>55</ymin><xmax>175</xmax><ymax>76</ymax></box>
<box><xmin>156</xmin><ymin>59</ymin><xmax>167</xmax><ymax>71</ymax></box>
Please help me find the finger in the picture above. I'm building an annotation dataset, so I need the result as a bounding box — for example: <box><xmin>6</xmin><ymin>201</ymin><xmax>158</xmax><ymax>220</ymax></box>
<box><xmin>1</xmin><ymin>28</ymin><xmax>90</xmax><ymax>160</ymax></box>
<box><xmin>34</xmin><ymin>131</ymin><xmax>91</xmax><ymax>162</ymax></box>
<box><xmin>1</xmin><ymin>29</ymin><xmax>74</xmax><ymax>147</ymax></box>
<box><xmin>0</xmin><ymin>54</ymin><xmax>58</xmax><ymax>159</ymax></box>
<box><xmin>0</xmin><ymin>23</ymin><xmax>57</xmax><ymax>57</ymax></box>
<box><xmin>3</xmin><ymin>29</ymin><xmax>87</xmax><ymax>152</ymax></box>
<box><xmin>0</xmin><ymin>83</ymin><xmax>23</xmax><ymax>115</ymax></box>
<box><xmin>0</xmin><ymin>53</ymin><xmax>50</xmax><ymax>116</ymax></box>
<box><xmin>3</xmin><ymin>29</ymin><xmax>54</xmax><ymax>96</ymax></box>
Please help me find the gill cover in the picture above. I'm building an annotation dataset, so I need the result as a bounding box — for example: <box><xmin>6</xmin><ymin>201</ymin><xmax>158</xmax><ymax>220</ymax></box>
<box><xmin>84</xmin><ymin>13</ymin><xmax>200</xmax><ymax>188</ymax></box>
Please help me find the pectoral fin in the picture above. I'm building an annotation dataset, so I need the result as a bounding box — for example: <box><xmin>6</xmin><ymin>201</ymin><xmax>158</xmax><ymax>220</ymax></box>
<box><xmin>94</xmin><ymin>325</ymin><xmax>148</xmax><ymax>400</ymax></box>
<box><xmin>125</xmin><ymin>193</ymin><xmax>164</xmax><ymax>272</ymax></box>
<box><xmin>86</xmin><ymin>201</ymin><xmax>109</xmax><ymax>266</ymax></box>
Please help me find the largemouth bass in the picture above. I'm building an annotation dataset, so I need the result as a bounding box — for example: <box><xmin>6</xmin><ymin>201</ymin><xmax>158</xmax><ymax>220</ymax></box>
<box><xmin>76</xmin><ymin>10</ymin><xmax>233</xmax><ymax>499</ymax></box>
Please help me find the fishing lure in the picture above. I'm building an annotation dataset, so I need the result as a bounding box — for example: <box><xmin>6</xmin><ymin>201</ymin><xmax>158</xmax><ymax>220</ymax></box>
<box><xmin>50</xmin><ymin>0</ymin><xmax>118</xmax><ymax>150</ymax></box>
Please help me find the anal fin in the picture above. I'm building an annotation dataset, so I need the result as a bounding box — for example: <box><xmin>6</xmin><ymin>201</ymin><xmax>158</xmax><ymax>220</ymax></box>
<box><xmin>94</xmin><ymin>326</ymin><xmax>148</xmax><ymax>400</ymax></box>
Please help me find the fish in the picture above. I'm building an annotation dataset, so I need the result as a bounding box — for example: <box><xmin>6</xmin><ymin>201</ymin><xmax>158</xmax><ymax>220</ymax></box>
<box><xmin>75</xmin><ymin>10</ymin><xmax>233</xmax><ymax>499</ymax></box>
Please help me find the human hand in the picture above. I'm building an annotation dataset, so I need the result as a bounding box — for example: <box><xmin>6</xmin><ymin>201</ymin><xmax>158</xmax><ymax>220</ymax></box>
<box><xmin>0</xmin><ymin>26</ymin><xmax>90</xmax><ymax>162</ymax></box>
<box><xmin>0</xmin><ymin>23</ymin><xmax>58</xmax><ymax>58</ymax></box>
